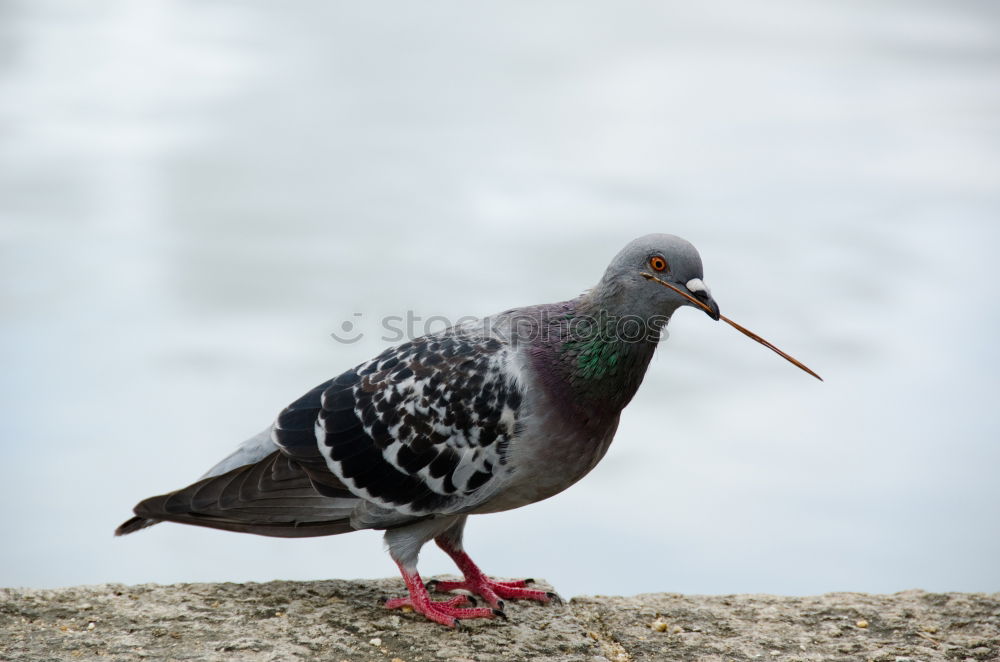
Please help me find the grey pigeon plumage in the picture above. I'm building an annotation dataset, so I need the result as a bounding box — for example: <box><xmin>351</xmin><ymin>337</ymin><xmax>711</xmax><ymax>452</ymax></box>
<box><xmin>116</xmin><ymin>234</ymin><xmax>818</xmax><ymax>626</ymax></box>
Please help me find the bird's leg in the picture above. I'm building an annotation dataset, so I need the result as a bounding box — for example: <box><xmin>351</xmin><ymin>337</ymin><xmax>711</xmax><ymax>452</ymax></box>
<box><xmin>383</xmin><ymin>561</ymin><xmax>500</xmax><ymax>627</ymax></box>
<box><xmin>429</xmin><ymin>536</ymin><xmax>555</xmax><ymax>609</ymax></box>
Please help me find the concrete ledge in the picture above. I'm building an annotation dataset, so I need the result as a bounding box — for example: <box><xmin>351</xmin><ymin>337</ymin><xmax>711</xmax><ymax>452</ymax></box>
<box><xmin>2</xmin><ymin>579</ymin><xmax>998</xmax><ymax>661</ymax></box>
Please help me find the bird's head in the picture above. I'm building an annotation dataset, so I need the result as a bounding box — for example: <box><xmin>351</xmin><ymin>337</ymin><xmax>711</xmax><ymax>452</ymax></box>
<box><xmin>596</xmin><ymin>233</ymin><xmax>822</xmax><ymax>380</ymax></box>
<box><xmin>597</xmin><ymin>233</ymin><xmax>720</xmax><ymax>321</ymax></box>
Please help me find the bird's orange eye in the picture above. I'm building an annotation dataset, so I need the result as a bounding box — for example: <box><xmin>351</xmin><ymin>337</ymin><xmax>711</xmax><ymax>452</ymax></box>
<box><xmin>649</xmin><ymin>256</ymin><xmax>668</xmax><ymax>272</ymax></box>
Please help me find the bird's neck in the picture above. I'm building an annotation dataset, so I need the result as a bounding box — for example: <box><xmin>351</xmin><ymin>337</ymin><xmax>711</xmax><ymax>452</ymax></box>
<box><xmin>529</xmin><ymin>295</ymin><xmax>667</xmax><ymax>419</ymax></box>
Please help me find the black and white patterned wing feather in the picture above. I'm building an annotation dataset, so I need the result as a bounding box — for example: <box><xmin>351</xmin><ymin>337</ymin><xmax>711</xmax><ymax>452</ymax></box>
<box><xmin>276</xmin><ymin>331</ymin><xmax>524</xmax><ymax>519</ymax></box>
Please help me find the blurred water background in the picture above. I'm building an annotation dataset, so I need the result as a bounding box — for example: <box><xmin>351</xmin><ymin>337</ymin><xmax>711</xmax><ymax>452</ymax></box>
<box><xmin>1</xmin><ymin>0</ymin><xmax>998</xmax><ymax>597</ymax></box>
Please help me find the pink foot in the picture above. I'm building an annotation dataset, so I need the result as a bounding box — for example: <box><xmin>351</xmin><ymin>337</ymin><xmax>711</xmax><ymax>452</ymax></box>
<box><xmin>385</xmin><ymin>563</ymin><xmax>502</xmax><ymax>627</ymax></box>
<box><xmin>428</xmin><ymin>575</ymin><xmax>554</xmax><ymax>609</ymax></box>
<box><xmin>432</xmin><ymin>538</ymin><xmax>558</xmax><ymax>609</ymax></box>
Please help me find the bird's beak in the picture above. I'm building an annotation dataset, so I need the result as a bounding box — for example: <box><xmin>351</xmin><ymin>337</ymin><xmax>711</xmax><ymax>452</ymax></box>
<box><xmin>704</xmin><ymin>297</ymin><xmax>721</xmax><ymax>321</ymax></box>
<box><xmin>640</xmin><ymin>272</ymin><xmax>822</xmax><ymax>381</ymax></box>
<box><xmin>684</xmin><ymin>278</ymin><xmax>721</xmax><ymax>321</ymax></box>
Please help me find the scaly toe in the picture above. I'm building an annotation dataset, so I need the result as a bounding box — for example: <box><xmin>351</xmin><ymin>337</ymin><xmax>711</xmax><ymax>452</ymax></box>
<box><xmin>433</xmin><ymin>576</ymin><xmax>555</xmax><ymax>607</ymax></box>
<box><xmin>435</xmin><ymin>604</ymin><xmax>499</xmax><ymax>621</ymax></box>
<box><xmin>428</xmin><ymin>579</ymin><xmax>472</xmax><ymax>594</ymax></box>
<box><xmin>491</xmin><ymin>583</ymin><xmax>553</xmax><ymax>603</ymax></box>
<box><xmin>385</xmin><ymin>595</ymin><xmax>497</xmax><ymax>627</ymax></box>
<box><xmin>444</xmin><ymin>595</ymin><xmax>473</xmax><ymax>608</ymax></box>
<box><xmin>383</xmin><ymin>596</ymin><xmax>412</xmax><ymax>610</ymax></box>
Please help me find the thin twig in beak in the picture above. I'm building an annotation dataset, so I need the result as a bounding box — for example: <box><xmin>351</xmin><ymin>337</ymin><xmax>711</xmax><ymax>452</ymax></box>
<box><xmin>640</xmin><ymin>272</ymin><xmax>823</xmax><ymax>381</ymax></box>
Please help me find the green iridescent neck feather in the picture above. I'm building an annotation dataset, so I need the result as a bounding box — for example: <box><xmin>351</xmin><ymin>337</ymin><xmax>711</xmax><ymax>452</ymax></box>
<box><xmin>563</xmin><ymin>334</ymin><xmax>629</xmax><ymax>381</ymax></box>
<box><xmin>547</xmin><ymin>303</ymin><xmax>665</xmax><ymax>413</ymax></box>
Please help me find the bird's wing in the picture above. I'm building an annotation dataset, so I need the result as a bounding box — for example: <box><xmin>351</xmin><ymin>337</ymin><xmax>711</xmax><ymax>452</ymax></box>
<box><xmin>274</xmin><ymin>328</ymin><xmax>525</xmax><ymax>521</ymax></box>
<box><xmin>128</xmin><ymin>450</ymin><xmax>361</xmax><ymax>537</ymax></box>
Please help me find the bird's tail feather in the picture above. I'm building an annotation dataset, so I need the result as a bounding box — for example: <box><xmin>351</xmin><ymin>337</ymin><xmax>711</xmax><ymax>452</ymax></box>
<box><xmin>115</xmin><ymin>516</ymin><xmax>161</xmax><ymax>536</ymax></box>
<box><xmin>114</xmin><ymin>451</ymin><xmax>362</xmax><ymax>539</ymax></box>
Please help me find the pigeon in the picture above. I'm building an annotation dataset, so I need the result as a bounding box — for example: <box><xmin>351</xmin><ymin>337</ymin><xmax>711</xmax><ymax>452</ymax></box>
<box><xmin>116</xmin><ymin>234</ymin><xmax>819</xmax><ymax>627</ymax></box>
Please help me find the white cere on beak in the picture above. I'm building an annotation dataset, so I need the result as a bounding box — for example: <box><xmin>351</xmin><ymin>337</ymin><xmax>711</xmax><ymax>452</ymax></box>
<box><xmin>686</xmin><ymin>278</ymin><xmax>710</xmax><ymax>296</ymax></box>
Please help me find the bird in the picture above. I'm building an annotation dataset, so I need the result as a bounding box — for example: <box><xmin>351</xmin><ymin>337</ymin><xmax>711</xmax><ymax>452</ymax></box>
<box><xmin>115</xmin><ymin>233</ymin><xmax>820</xmax><ymax>627</ymax></box>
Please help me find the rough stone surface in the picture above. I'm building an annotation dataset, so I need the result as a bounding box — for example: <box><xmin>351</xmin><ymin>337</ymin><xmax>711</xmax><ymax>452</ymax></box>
<box><xmin>1</xmin><ymin>579</ymin><xmax>998</xmax><ymax>661</ymax></box>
